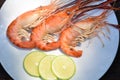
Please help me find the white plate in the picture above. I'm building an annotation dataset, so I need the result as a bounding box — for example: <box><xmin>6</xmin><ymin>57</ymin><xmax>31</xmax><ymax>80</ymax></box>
<box><xmin>0</xmin><ymin>0</ymin><xmax>119</xmax><ymax>80</ymax></box>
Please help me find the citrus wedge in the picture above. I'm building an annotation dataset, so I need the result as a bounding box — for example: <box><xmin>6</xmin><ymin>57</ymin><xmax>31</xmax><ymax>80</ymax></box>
<box><xmin>52</xmin><ymin>55</ymin><xmax>76</xmax><ymax>80</ymax></box>
<box><xmin>23</xmin><ymin>51</ymin><xmax>46</xmax><ymax>77</ymax></box>
<box><xmin>39</xmin><ymin>55</ymin><xmax>57</xmax><ymax>80</ymax></box>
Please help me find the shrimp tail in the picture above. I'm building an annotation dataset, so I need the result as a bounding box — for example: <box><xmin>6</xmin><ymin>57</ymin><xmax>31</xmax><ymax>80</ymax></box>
<box><xmin>61</xmin><ymin>44</ymin><xmax>82</xmax><ymax>57</ymax></box>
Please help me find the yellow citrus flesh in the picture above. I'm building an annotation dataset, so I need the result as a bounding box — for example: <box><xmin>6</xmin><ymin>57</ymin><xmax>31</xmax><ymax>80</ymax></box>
<box><xmin>23</xmin><ymin>51</ymin><xmax>46</xmax><ymax>77</ymax></box>
<box><xmin>39</xmin><ymin>55</ymin><xmax>57</xmax><ymax>80</ymax></box>
<box><xmin>52</xmin><ymin>55</ymin><xmax>76</xmax><ymax>80</ymax></box>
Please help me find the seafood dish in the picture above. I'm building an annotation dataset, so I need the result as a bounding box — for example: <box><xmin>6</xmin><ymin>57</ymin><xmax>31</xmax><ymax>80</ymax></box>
<box><xmin>0</xmin><ymin>0</ymin><xmax>120</xmax><ymax>80</ymax></box>
<box><xmin>6</xmin><ymin>0</ymin><xmax>120</xmax><ymax>57</ymax></box>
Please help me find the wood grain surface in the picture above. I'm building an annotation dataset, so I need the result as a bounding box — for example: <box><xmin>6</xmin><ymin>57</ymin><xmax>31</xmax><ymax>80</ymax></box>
<box><xmin>0</xmin><ymin>0</ymin><xmax>120</xmax><ymax>80</ymax></box>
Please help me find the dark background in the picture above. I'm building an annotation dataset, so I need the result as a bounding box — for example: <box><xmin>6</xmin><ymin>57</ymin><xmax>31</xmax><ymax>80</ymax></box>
<box><xmin>0</xmin><ymin>0</ymin><xmax>120</xmax><ymax>80</ymax></box>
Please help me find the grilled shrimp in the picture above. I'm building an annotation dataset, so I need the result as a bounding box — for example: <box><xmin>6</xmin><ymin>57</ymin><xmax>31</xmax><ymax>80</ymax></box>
<box><xmin>60</xmin><ymin>10</ymin><xmax>120</xmax><ymax>57</ymax></box>
<box><xmin>31</xmin><ymin>0</ymin><xmax>98</xmax><ymax>50</ymax></box>
<box><xmin>31</xmin><ymin>0</ymin><xmax>85</xmax><ymax>50</ymax></box>
<box><xmin>31</xmin><ymin>0</ymin><xmax>118</xmax><ymax>51</ymax></box>
<box><xmin>6</xmin><ymin>0</ymin><xmax>74</xmax><ymax>48</ymax></box>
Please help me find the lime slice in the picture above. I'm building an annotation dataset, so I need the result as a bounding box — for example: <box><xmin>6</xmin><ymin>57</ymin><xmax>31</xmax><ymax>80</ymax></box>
<box><xmin>39</xmin><ymin>55</ymin><xmax>57</xmax><ymax>80</ymax></box>
<box><xmin>23</xmin><ymin>51</ymin><xmax>46</xmax><ymax>77</ymax></box>
<box><xmin>52</xmin><ymin>55</ymin><xmax>76</xmax><ymax>80</ymax></box>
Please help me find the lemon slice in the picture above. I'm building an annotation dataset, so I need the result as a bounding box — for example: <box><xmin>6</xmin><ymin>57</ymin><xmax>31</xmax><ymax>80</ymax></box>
<box><xmin>39</xmin><ymin>55</ymin><xmax>57</xmax><ymax>80</ymax></box>
<box><xmin>52</xmin><ymin>55</ymin><xmax>76</xmax><ymax>80</ymax></box>
<box><xmin>23</xmin><ymin>51</ymin><xmax>46</xmax><ymax>77</ymax></box>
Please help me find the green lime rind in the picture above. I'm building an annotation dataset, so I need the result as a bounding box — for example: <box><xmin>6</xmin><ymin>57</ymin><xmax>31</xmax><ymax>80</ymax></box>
<box><xmin>23</xmin><ymin>51</ymin><xmax>46</xmax><ymax>77</ymax></box>
<box><xmin>39</xmin><ymin>55</ymin><xmax>58</xmax><ymax>80</ymax></box>
<box><xmin>52</xmin><ymin>55</ymin><xmax>76</xmax><ymax>80</ymax></box>
<box><xmin>23</xmin><ymin>50</ymin><xmax>76</xmax><ymax>80</ymax></box>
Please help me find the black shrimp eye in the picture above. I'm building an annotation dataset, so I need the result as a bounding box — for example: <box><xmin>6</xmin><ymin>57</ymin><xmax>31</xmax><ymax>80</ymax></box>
<box><xmin>21</xmin><ymin>36</ymin><xmax>27</xmax><ymax>41</ymax></box>
<box><xmin>66</xmin><ymin>11</ymin><xmax>71</xmax><ymax>15</ymax></box>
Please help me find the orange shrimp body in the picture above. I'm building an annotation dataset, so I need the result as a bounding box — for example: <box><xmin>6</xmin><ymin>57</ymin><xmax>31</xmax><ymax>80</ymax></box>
<box><xmin>30</xmin><ymin>0</ymin><xmax>91</xmax><ymax>50</ymax></box>
<box><xmin>6</xmin><ymin>0</ymin><xmax>69</xmax><ymax>48</ymax></box>
<box><xmin>60</xmin><ymin>10</ymin><xmax>112</xmax><ymax>57</ymax></box>
<box><xmin>31</xmin><ymin>7</ymin><xmax>77</xmax><ymax>50</ymax></box>
<box><xmin>31</xmin><ymin>0</ymin><xmax>116</xmax><ymax>51</ymax></box>
<box><xmin>60</xmin><ymin>27</ymin><xmax>83</xmax><ymax>57</ymax></box>
<box><xmin>7</xmin><ymin>9</ymin><xmax>40</xmax><ymax>48</ymax></box>
<box><xmin>30</xmin><ymin>0</ymin><xmax>99</xmax><ymax>51</ymax></box>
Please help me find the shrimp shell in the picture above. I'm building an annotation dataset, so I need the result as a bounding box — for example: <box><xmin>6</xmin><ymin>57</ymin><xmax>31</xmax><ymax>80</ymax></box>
<box><xmin>31</xmin><ymin>0</ymin><xmax>98</xmax><ymax>51</ymax></box>
<box><xmin>60</xmin><ymin>10</ymin><xmax>120</xmax><ymax>57</ymax></box>
<box><xmin>6</xmin><ymin>0</ymin><xmax>75</xmax><ymax>48</ymax></box>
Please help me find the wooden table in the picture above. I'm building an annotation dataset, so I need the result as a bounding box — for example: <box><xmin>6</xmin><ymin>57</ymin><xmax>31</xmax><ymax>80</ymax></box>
<box><xmin>0</xmin><ymin>0</ymin><xmax>120</xmax><ymax>80</ymax></box>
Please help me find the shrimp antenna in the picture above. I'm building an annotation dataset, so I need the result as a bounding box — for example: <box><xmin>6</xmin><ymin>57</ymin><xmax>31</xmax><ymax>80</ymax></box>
<box><xmin>106</xmin><ymin>22</ymin><xmax>120</xmax><ymax>30</ymax></box>
<box><xmin>56</xmin><ymin>0</ymin><xmax>78</xmax><ymax>11</ymax></box>
<box><xmin>51</xmin><ymin>0</ymin><xmax>77</xmax><ymax>8</ymax></box>
<box><xmin>72</xmin><ymin>0</ymin><xmax>120</xmax><ymax>22</ymax></box>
